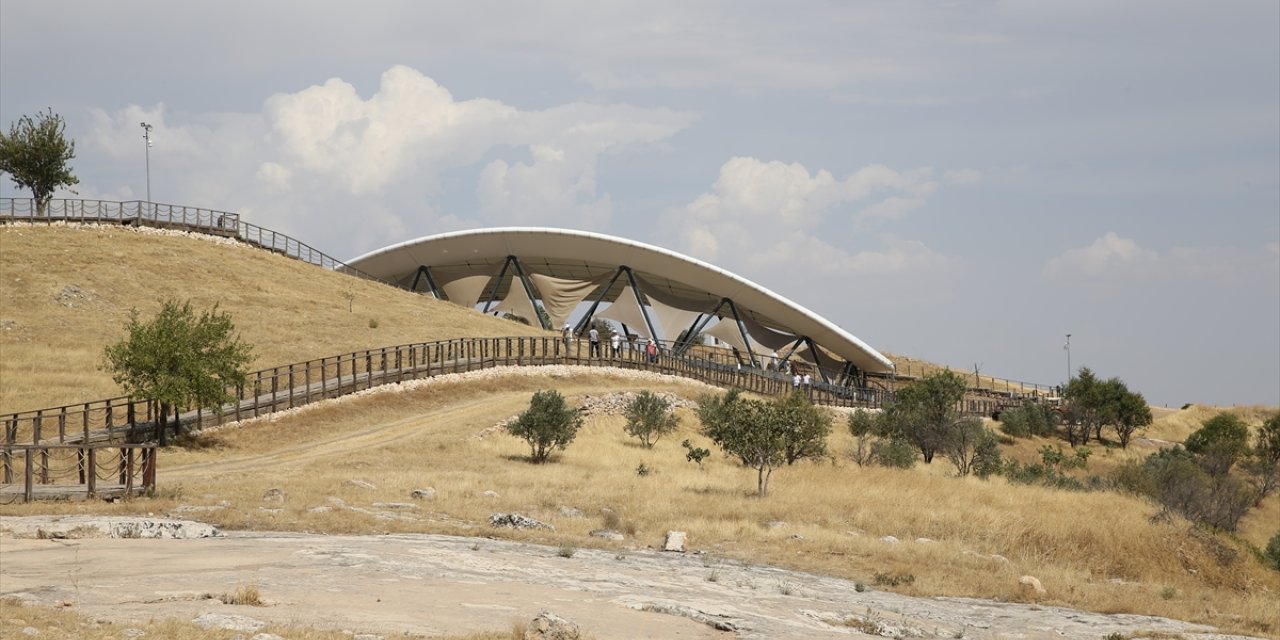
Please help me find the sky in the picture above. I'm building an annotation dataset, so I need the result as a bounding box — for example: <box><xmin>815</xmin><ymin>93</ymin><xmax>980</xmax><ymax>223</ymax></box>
<box><xmin>2</xmin><ymin>1</ymin><xmax>1277</xmax><ymax>408</ymax></box>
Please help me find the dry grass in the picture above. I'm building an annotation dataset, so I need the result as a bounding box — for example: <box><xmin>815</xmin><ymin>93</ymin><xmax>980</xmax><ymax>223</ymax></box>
<box><xmin>3</xmin><ymin>222</ymin><xmax>1279</xmax><ymax>638</ymax></box>
<box><xmin>6</xmin><ymin>368</ymin><xmax>1277</xmax><ymax>637</ymax></box>
<box><xmin>0</xmin><ymin>596</ymin><xmax>519</xmax><ymax>640</ymax></box>
<box><xmin>0</xmin><ymin>224</ymin><xmax>550</xmax><ymax>411</ymax></box>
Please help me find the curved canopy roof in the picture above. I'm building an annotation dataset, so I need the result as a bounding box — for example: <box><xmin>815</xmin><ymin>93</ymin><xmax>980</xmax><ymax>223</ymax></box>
<box><xmin>347</xmin><ymin>228</ymin><xmax>894</xmax><ymax>374</ymax></box>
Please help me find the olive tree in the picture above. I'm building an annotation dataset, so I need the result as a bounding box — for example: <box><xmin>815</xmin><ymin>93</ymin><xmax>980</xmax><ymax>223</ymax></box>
<box><xmin>696</xmin><ymin>389</ymin><xmax>830</xmax><ymax>496</ymax></box>
<box><xmin>0</xmin><ymin>108</ymin><xmax>79</xmax><ymax>216</ymax></box>
<box><xmin>103</xmin><ymin>299</ymin><xmax>253</xmax><ymax>445</ymax></box>
<box><xmin>1244</xmin><ymin>414</ymin><xmax>1280</xmax><ymax>504</ymax></box>
<box><xmin>506</xmin><ymin>389</ymin><xmax>583</xmax><ymax>463</ymax></box>
<box><xmin>623</xmin><ymin>390</ymin><xmax>680</xmax><ymax>448</ymax></box>
<box><xmin>881</xmin><ymin>371</ymin><xmax>967</xmax><ymax>463</ymax></box>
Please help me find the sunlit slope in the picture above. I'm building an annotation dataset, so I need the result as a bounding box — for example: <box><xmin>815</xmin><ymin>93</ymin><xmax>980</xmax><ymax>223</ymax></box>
<box><xmin>0</xmin><ymin>224</ymin><xmax>551</xmax><ymax>411</ymax></box>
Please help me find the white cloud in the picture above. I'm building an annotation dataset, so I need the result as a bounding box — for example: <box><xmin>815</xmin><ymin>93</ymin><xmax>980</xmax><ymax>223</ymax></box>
<box><xmin>1045</xmin><ymin>233</ymin><xmax>1280</xmax><ymax>291</ymax></box>
<box><xmin>1044</xmin><ymin>232</ymin><xmax>1159</xmax><ymax>278</ymax></box>
<box><xmin>80</xmin><ymin>65</ymin><xmax>694</xmax><ymax>251</ymax></box>
<box><xmin>660</xmin><ymin>156</ymin><xmax>958</xmax><ymax>278</ymax></box>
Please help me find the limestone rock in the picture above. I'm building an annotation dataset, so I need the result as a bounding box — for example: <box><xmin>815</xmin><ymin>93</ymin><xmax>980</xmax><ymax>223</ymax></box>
<box><xmin>589</xmin><ymin>528</ymin><xmax>624</xmax><ymax>541</ymax></box>
<box><xmin>192</xmin><ymin>612</ymin><xmax>265</xmax><ymax>632</ymax></box>
<box><xmin>410</xmin><ymin>488</ymin><xmax>436</xmax><ymax>500</ymax></box>
<box><xmin>371</xmin><ymin>502</ymin><xmax>416</xmax><ymax>510</ymax></box>
<box><xmin>664</xmin><ymin>530</ymin><xmax>687</xmax><ymax>552</ymax></box>
<box><xmin>1019</xmin><ymin>575</ymin><xmax>1047</xmax><ymax>598</ymax></box>
<box><xmin>558</xmin><ymin>505</ymin><xmax>584</xmax><ymax>518</ymax></box>
<box><xmin>489</xmin><ymin>513</ymin><xmax>554</xmax><ymax>531</ymax></box>
<box><xmin>261</xmin><ymin>488</ymin><xmax>285</xmax><ymax>502</ymax></box>
<box><xmin>343</xmin><ymin>479</ymin><xmax>377</xmax><ymax>491</ymax></box>
<box><xmin>880</xmin><ymin>535</ymin><xmax>900</xmax><ymax>544</ymax></box>
<box><xmin>482</xmin><ymin>490</ymin><xmax>500</xmax><ymax>499</ymax></box>
<box><xmin>0</xmin><ymin>516</ymin><xmax>221</xmax><ymax>540</ymax></box>
<box><xmin>524</xmin><ymin>610</ymin><xmax>579</xmax><ymax>640</ymax></box>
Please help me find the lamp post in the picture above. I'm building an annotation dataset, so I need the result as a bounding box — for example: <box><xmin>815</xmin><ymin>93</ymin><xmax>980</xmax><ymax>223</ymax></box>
<box><xmin>1064</xmin><ymin>333</ymin><xmax>1072</xmax><ymax>382</ymax></box>
<box><xmin>139</xmin><ymin>122</ymin><xmax>153</xmax><ymax>206</ymax></box>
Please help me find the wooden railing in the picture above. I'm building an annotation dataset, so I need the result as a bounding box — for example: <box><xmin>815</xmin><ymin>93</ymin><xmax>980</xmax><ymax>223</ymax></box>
<box><xmin>1</xmin><ymin>335</ymin><xmax>1038</xmax><ymax>448</ymax></box>
<box><xmin>0</xmin><ymin>444</ymin><xmax>156</xmax><ymax>503</ymax></box>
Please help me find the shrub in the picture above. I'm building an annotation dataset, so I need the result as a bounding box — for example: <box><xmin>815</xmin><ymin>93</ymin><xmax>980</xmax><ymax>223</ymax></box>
<box><xmin>1264</xmin><ymin>532</ymin><xmax>1280</xmax><ymax>571</ymax></box>
<box><xmin>505</xmin><ymin>389</ymin><xmax>583</xmax><ymax>463</ymax></box>
<box><xmin>1121</xmin><ymin>448</ymin><xmax>1255</xmax><ymax>531</ymax></box>
<box><xmin>997</xmin><ymin>402</ymin><xmax>1059</xmax><ymax>438</ymax></box>
<box><xmin>624</xmin><ymin>391</ymin><xmax>680</xmax><ymax>448</ymax></box>
<box><xmin>681</xmin><ymin>439</ymin><xmax>710</xmax><ymax>467</ymax></box>
<box><xmin>1185</xmin><ymin>412</ymin><xmax>1251</xmax><ymax>476</ymax></box>
<box><xmin>871</xmin><ymin>436</ymin><xmax>917</xmax><ymax>469</ymax></box>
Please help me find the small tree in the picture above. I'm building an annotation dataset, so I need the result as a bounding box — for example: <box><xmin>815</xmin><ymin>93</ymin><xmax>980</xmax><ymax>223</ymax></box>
<box><xmin>0</xmin><ymin>108</ymin><xmax>79</xmax><ymax>216</ymax></box>
<box><xmin>847</xmin><ymin>409</ymin><xmax>877</xmax><ymax>466</ymax></box>
<box><xmin>1111</xmin><ymin>384</ymin><xmax>1153</xmax><ymax>449</ymax></box>
<box><xmin>696</xmin><ymin>390</ymin><xmax>828</xmax><ymax>496</ymax></box>
<box><xmin>103</xmin><ymin>299</ymin><xmax>253</xmax><ymax>445</ymax></box>
<box><xmin>1243</xmin><ymin>414</ymin><xmax>1280</xmax><ymax>504</ymax></box>
<box><xmin>506</xmin><ymin>389</ymin><xmax>583</xmax><ymax>463</ymax></box>
<box><xmin>773</xmin><ymin>389</ymin><xmax>832</xmax><ymax>464</ymax></box>
<box><xmin>1185</xmin><ymin>412</ymin><xmax>1251</xmax><ymax>477</ymax></box>
<box><xmin>624</xmin><ymin>391</ymin><xmax>680</xmax><ymax>448</ymax></box>
<box><xmin>881</xmin><ymin>371</ymin><xmax>967</xmax><ymax>463</ymax></box>
<box><xmin>941</xmin><ymin>416</ymin><xmax>999</xmax><ymax>476</ymax></box>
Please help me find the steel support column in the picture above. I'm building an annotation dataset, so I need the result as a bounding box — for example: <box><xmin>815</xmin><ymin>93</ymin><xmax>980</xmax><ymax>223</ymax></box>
<box><xmin>410</xmin><ymin>265</ymin><xmax>443</xmax><ymax>300</ymax></box>
<box><xmin>574</xmin><ymin>266</ymin><xmax>629</xmax><ymax>335</ymax></box>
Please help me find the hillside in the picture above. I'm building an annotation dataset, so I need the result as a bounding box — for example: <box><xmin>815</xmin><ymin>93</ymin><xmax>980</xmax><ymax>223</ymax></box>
<box><xmin>1</xmin><ymin>222</ymin><xmax>1279</xmax><ymax>637</ymax></box>
<box><xmin>0</xmin><ymin>224</ymin><xmax>551</xmax><ymax>411</ymax></box>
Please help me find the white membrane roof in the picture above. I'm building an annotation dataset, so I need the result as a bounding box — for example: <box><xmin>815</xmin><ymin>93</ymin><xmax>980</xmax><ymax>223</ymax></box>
<box><xmin>347</xmin><ymin>227</ymin><xmax>894</xmax><ymax>374</ymax></box>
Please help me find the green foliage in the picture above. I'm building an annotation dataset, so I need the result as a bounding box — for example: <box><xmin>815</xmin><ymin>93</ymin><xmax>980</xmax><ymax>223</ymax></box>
<box><xmin>1264</xmin><ymin>532</ymin><xmax>1280</xmax><ymax>571</ymax></box>
<box><xmin>102</xmin><ymin>299</ymin><xmax>252</xmax><ymax>445</ymax></box>
<box><xmin>623</xmin><ymin>391</ymin><xmax>680</xmax><ymax>448</ymax></box>
<box><xmin>505</xmin><ymin>389</ymin><xmax>583</xmax><ymax>463</ymax></box>
<box><xmin>882</xmin><ymin>371</ymin><xmax>967</xmax><ymax>463</ymax></box>
<box><xmin>1063</xmin><ymin>369</ymin><xmax>1151</xmax><ymax>448</ymax></box>
<box><xmin>0</xmin><ymin>108</ymin><xmax>79</xmax><ymax>215</ymax></box>
<box><xmin>1244</xmin><ymin>414</ymin><xmax>1280</xmax><ymax>503</ymax></box>
<box><xmin>695</xmin><ymin>389</ymin><xmax>830</xmax><ymax>496</ymax></box>
<box><xmin>1002</xmin><ymin>445</ymin><xmax>1092</xmax><ymax>489</ymax></box>
<box><xmin>682</xmin><ymin>439</ymin><xmax>710</xmax><ymax>467</ymax></box>
<box><xmin>1185</xmin><ymin>412</ymin><xmax>1251</xmax><ymax>476</ymax></box>
<box><xmin>1113</xmin><ymin>447</ymin><xmax>1254</xmax><ymax>531</ymax></box>
<box><xmin>997</xmin><ymin>401</ymin><xmax>1059</xmax><ymax>438</ymax></box>
<box><xmin>871</xmin><ymin>436</ymin><xmax>917</xmax><ymax>469</ymax></box>
<box><xmin>773</xmin><ymin>390</ymin><xmax>832</xmax><ymax>465</ymax></box>
<box><xmin>847</xmin><ymin>409</ymin><xmax>879</xmax><ymax>466</ymax></box>
<box><xmin>940</xmin><ymin>416</ymin><xmax>998</xmax><ymax>476</ymax></box>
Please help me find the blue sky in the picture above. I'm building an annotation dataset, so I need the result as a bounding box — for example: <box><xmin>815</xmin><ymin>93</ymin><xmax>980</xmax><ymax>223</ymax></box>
<box><xmin>3</xmin><ymin>1</ymin><xmax>1277</xmax><ymax>407</ymax></box>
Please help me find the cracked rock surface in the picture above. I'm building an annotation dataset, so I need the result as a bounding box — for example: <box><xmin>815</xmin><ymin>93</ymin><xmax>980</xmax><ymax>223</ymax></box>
<box><xmin>0</xmin><ymin>518</ymin><xmax>1262</xmax><ymax>640</ymax></box>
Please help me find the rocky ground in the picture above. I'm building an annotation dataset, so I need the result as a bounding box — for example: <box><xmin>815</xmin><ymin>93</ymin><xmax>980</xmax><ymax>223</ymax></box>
<box><xmin>0</xmin><ymin>516</ymin><xmax>1263</xmax><ymax>640</ymax></box>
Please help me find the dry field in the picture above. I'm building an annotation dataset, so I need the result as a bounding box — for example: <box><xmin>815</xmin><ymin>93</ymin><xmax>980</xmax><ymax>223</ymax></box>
<box><xmin>0</xmin><ymin>224</ymin><xmax>549</xmax><ymax>411</ymax></box>
<box><xmin>4</xmin><ymin>367</ymin><xmax>1278</xmax><ymax>637</ymax></box>
<box><xmin>2</xmin><ymin>223</ymin><xmax>1278</xmax><ymax>638</ymax></box>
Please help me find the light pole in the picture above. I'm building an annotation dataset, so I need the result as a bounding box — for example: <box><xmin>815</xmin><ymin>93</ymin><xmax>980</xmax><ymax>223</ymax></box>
<box><xmin>139</xmin><ymin>122</ymin><xmax>153</xmax><ymax>206</ymax></box>
<box><xmin>1064</xmin><ymin>333</ymin><xmax>1072</xmax><ymax>382</ymax></box>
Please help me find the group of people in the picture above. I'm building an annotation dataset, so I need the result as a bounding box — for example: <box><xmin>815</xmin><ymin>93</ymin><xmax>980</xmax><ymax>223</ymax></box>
<box><xmin>565</xmin><ymin>323</ymin><xmax>658</xmax><ymax>362</ymax></box>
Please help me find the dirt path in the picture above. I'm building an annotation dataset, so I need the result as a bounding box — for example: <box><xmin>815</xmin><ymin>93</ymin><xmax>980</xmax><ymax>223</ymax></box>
<box><xmin>0</xmin><ymin>522</ymin><xmax>1259</xmax><ymax>640</ymax></box>
<box><xmin>164</xmin><ymin>392</ymin><xmax>529</xmax><ymax>478</ymax></box>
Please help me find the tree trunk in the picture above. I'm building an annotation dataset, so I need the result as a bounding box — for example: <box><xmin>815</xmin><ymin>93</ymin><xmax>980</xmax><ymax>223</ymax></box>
<box><xmin>156</xmin><ymin>402</ymin><xmax>169</xmax><ymax>446</ymax></box>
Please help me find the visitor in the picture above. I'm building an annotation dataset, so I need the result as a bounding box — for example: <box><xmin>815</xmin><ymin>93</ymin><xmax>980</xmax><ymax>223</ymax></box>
<box><xmin>610</xmin><ymin>330</ymin><xmax>621</xmax><ymax>357</ymax></box>
<box><xmin>589</xmin><ymin>326</ymin><xmax>601</xmax><ymax>357</ymax></box>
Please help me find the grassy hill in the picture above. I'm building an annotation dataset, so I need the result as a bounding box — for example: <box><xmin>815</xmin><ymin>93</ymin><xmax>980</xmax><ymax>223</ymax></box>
<box><xmin>0</xmin><ymin>224</ymin><xmax>550</xmax><ymax>411</ymax></box>
<box><xmin>2</xmin><ymin>222</ymin><xmax>1278</xmax><ymax>637</ymax></box>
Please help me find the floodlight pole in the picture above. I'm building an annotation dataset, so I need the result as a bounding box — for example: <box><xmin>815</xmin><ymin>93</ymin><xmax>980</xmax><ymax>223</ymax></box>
<box><xmin>140</xmin><ymin>122</ymin><xmax>153</xmax><ymax>207</ymax></box>
<box><xmin>1065</xmin><ymin>333</ymin><xmax>1072</xmax><ymax>382</ymax></box>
